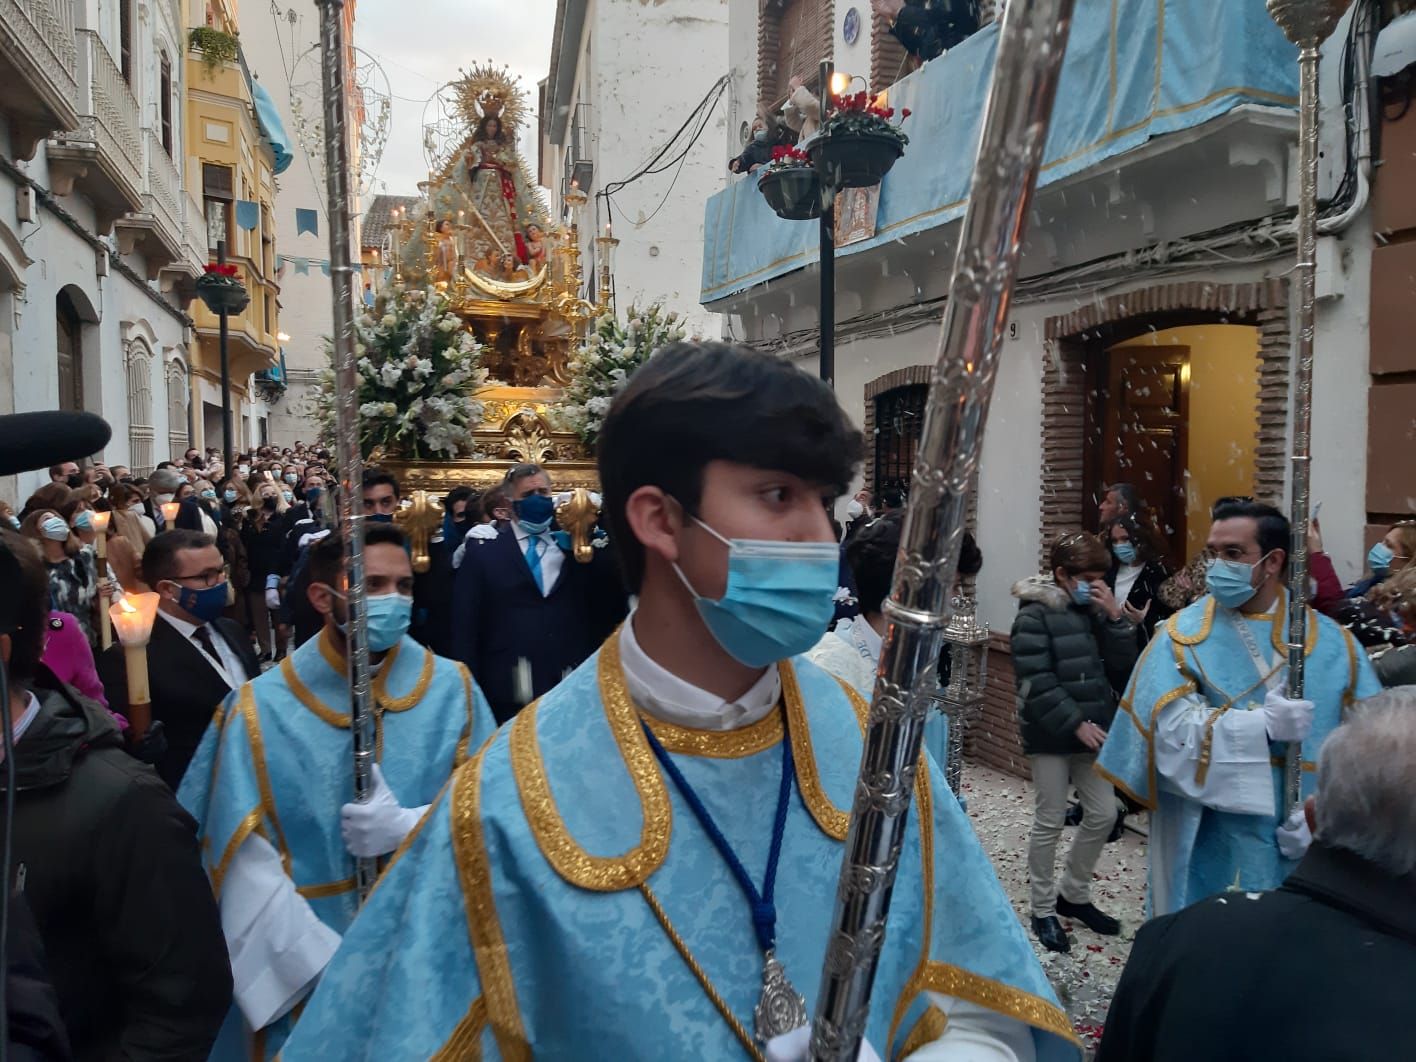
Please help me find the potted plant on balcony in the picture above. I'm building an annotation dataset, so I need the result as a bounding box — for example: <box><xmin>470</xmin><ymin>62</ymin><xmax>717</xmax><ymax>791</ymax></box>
<box><xmin>757</xmin><ymin>146</ymin><xmax>823</xmax><ymax>221</ymax></box>
<box><xmin>195</xmin><ymin>263</ymin><xmax>250</xmax><ymax>315</ymax></box>
<box><xmin>808</xmin><ymin>88</ymin><xmax>911</xmax><ymax>189</ymax></box>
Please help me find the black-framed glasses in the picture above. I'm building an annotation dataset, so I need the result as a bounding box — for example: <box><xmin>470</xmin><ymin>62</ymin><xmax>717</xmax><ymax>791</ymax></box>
<box><xmin>171</xmin><ymin>568</ymin><xmax>226</xmax><ymax>589</ymax></box>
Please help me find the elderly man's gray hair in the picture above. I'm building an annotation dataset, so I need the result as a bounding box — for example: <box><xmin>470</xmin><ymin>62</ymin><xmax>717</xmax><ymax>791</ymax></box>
<box><xmin>1314</xmin><ymin>689</ymin><xmax>1416</xmax><ymax>877</ymax></box>
<box><xmin>147</xmin><ymin>467</ymin><xmax>184</xmax><ymax>493</ymax></box>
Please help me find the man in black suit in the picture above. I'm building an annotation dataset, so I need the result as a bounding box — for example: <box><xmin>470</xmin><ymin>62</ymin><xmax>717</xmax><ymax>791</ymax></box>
<box><xmin>1096</xmin><ymin>690</ymin><xmax>1416</xmax><ymax>1062</ymax></box>
<box><xmin>451</xmin><ymin>463</ymin><xmax>626</xmax><ymax>724</ymax></box>
<box><xmin>99</xmin><ymin>530</ymin><xmax>260</xmax><ymax>789</ymax></box>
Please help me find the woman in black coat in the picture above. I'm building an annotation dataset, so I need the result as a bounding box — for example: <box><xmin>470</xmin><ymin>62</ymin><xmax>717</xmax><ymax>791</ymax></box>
<box><xmin>1103</xmin><ymin>513</ymin><xmax>1173</xmax><ymax>660</ymax></box>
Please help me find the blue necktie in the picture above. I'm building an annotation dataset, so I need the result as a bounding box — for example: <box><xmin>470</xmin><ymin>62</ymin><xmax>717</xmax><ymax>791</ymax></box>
<box><xmin>524</xmin><ymin>534</ymin><xmax>544</xmax><ymax>593</ymax></box>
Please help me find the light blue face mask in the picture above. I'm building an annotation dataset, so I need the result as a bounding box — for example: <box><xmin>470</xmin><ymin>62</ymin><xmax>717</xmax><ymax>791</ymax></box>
<box><xmin>1069</xmin><ymin>580</ymin><xmax>1092</xmax><ymax>607</ymax></box>
<box><xmin>365</xmin><ymin>592</ymin><xmax>413</xmax><ymax>652</ymax></box>
<box><xmin>1206</xmin><ymin>552</ymin><xmax>1271</xmax><ymax>610</ymax></box>
<box><xmin>40</xmin><ymin>516</ymin><xmax>70</xmax><ymax>541</ymax></box>
<box><xmin>1113</xmin><ymin>542</ymin><xmax>1138</xmax><ymax>565</ymax></box>
<box><xmin>322</xmin><ymin>587</ymin><xmax>413</xmax><ymax>652</ymax></box>
<box><xmin>673</xmin><ymin>516</ymin><xmax>840</xmax><ymax>668</ymax></box>
<box><xmin>1368</xmin><ymin>541</ymin><xmax>1394</xmax><ymax>575</ymax></box>
<box><xmin>72</xmin><ymin>511</ymin><xmax>93</xmax><ymax>532</ymax></box>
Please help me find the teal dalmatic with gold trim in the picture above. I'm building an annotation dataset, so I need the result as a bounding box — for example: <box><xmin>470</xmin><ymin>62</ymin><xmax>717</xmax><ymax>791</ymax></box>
<box><xmin>1097</xmin><ymin>593</ymin><xmax>1379</xmax><ymax>916</ymax></box>
<box><xmin>178</xmin><ymin>627</ymin><xmax>496</xmax><ymax>1061</ymax></box>
<box><xmin>282</xmin><ymin>640</ymin><xmax>1081</xmax><ymax>1061</ymax></box>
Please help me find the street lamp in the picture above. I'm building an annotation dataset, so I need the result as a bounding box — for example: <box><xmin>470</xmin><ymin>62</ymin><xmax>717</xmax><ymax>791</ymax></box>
<box><xmin>195</xmin><ymin>240</ymin><xmax>250</xmax><ymax>481</ymax></box>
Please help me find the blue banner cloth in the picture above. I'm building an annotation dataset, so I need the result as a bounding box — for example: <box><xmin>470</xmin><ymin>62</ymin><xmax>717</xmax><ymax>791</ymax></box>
<box><xmin>235</xmin><ymin>200</ymin><xmax>260</xmax><ymax>231</ymax></box>
<box><xmin>700</xmin><ymin>0</ymin><xmax>1299</xmax><ymax>304</ymax></box>
<box><xmin>295</xmin><ymin>208</ymin><xmax>319</xmax><ymax>236</ymax></box>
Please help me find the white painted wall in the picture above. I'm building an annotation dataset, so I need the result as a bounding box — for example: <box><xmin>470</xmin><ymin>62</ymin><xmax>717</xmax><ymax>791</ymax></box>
<box><xmin>241</xmin><ymin>2</ymin><xmax>331</xmax><ymax>446</ymax></box>
<box><xmin>548</xmin><ymin>0</ymin><xmax>731</xmax><ymax>337</ymax></box>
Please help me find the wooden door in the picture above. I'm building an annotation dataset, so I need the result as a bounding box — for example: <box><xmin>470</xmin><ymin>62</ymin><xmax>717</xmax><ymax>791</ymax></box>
<box><xmin>56</xmin><ymin>296</ymin><xmax>83</xmax><ymax>412</ymax></box>
<box><xmin>1101</xmin><ymin>346</ymin><xmax>1189</xmax><ymax>567</ymax></box>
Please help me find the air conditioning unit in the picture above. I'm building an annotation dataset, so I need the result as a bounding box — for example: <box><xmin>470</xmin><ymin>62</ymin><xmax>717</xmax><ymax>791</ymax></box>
<box><xmin>96</xmin><ymin>247</ymin><xmax>110</xmax><ymax>277</ymax></box>
<box><xmin>16</xmin><ymin>185</ymin><xmax>36</xmax><ymax>224</ymax></box>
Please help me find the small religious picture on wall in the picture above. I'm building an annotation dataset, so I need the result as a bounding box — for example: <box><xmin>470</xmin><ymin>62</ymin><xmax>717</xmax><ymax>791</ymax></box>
<box><xmin>835</xmin><ymin>186</ymin><xmax>881</xmax><ymax>246</ymax></box>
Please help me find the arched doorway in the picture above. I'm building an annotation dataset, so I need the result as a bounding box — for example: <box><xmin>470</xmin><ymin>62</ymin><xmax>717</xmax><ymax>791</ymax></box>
<box><xmin>56</xmin><ymin>290</ymin><xmax>85</xmax><ymax>412</ymax></box>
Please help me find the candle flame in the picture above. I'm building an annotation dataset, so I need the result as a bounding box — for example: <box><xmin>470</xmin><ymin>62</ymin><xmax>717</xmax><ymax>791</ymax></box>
<box><xmin>117</xmin><ymin>595</ymin><xmax>138</xmax><ymax>614</ymax></box>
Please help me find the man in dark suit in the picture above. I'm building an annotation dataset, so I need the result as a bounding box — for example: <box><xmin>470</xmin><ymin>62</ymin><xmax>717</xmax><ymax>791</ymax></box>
<box><xmin>98</xmin><ymin>530</ymin><xmax>260</xmax><ymax>789</ymax></box>
<box><xmin>451</xmin><ymin>463</ymin><xmax>626</xmax><ymax>724</ymax></box>
<box><xmin>1096</xmin><ymin>690</ymin><xmax>1416</xmax><ymax>1062</ymax></box>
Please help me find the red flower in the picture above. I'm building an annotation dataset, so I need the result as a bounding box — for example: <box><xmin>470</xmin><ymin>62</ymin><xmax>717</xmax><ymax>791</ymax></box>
<box><xmin>204</xmin><ymin>263</ymin><xmax>240</xmax><ymax>277</ymax></box>
<box><xmin>901</xmin><ymin>108</ymin><xmax>912</xmax><ymax>119</ymax></box>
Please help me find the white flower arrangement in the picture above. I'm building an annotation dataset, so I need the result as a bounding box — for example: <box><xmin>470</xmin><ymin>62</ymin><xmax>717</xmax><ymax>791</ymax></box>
<box><xmin>314</xmin><ymin>287</ymin><xmax>491</xmax><ymax>459</ymax></box>
<box><xmin>553</xmin><ymin>304</ymin><xmax>687</xmax><ymax>450</ymax></box>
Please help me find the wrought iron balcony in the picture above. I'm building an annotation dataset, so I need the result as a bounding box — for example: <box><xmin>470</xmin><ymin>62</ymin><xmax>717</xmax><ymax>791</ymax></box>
<box><xmin>48</xmin><ymin>29</ymin><xmax>144</xmax><ymax>233</ymax></box>
<box><xmin>117</xmin><ymin>132</ymin><xmax>189</xmax><ymax>279</ymax></box>
<box><xmin>0</xmin><ymin>0</ymin><xmax>79</xmax><ymax>159</ymax></box>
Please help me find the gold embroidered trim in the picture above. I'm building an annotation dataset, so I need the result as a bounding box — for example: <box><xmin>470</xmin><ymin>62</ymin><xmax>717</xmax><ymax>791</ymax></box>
<box><xmin>242</xmin><ymin>690</ymin><xmax>293</xmax><ymax>876</ymax></box>
<box><xmin>886</xmin><ymin>745</ymin><xmax>936</xmax><ymax>1050</ymax></box>
<box><xmin>783</xmin><ymin>660</ymin><xmax>851</xmax><ymax>841</ymax></box>
<box><xmin>917</xmin><ymin>962</ymin><xmax>1080</xmax><ymax>1046</ymax></box>
<box><xmin>430</xmin><ymin>995</ymin><xmax>487</xmax><ymax>1061</ymax></box>
<box><xmin>1268</xmin><ymin>756</ymin><xmax>1316</xmax><ymax>772</ymax></box>
<box><xmin>639</xmin><ymin>883</ymin><xmax>765</xmax><ymax>1062</ymax></box>
<box><xmin>451</xmin><ymin>753</ymin><xmax>529</xmax><ymax>1060</ymax></box>
<box><xmin>641</xmin><ymin>705</ymin><xmax>784</xmax><ymax>758</ymax></box>
<box><xmin>1266</xmin><ymin>592</ymin><xmax>1320</xmax><ymax>657</ymax></box>
<box><xmin>454</xmin><ymin>663</ymin><xmax>476</xmax><ymax>765</ymax></box>
<box><xmin>212</xmin><ymin>808</ymin><xmax>261</xmax><ymax>896</ymax></box>
<box><xmin>296</xmin><ymin>876</ymin><xmax>356</xmax><ymax>900</ymax></box>
<box><xmin>899</xmin><ymin>1006</ymin><xmax>948</xmax><ymax>1059</ymax></box>
<box><xmin>511</xmin><ymin>638</ymin><xmax>673</xmax><ymax>891</ymax></box>
<box><xmin>317</xmin><ymin>625</ymin><xmax>344</xmax><ymax>673</ymax></box>
<box><xmin>377</xmin><ymin>642</ymin><xmax>434</xmax><ymax>712</ymax></box>
<box><xmin>1166</xmin><ymin>598</ymin><xmax>1216</xmax><ymax>646</ymax></box>
<box><xmin>281</xmin><ymin>656</ymin><xmax>350</xmax><ymax>728</ymax></box>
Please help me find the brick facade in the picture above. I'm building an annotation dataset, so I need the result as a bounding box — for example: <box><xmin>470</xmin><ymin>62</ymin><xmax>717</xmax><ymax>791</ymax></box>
<box><xmin>758</xmin><ymin>0</ymin><xmax>835</xmax><ymax>108</ymax></box>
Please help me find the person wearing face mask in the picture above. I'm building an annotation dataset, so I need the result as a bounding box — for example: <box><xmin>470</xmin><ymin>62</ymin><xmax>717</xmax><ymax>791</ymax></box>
<box><xmin>1097</xmin><ymin>499</ymin><xmax>1382</xmax><ymax>918</ymax></box>
<box><xmin>177</xmin><ymin>524</ymin><xmax>494</xmax><ymax>1060</ymax></box>
<box><xmin>20</xmin><ymin>507</ymin><xmax>110</xmax><ymax>650</ymax></box>
<box><xmin>451</xmin><ymin>462</ymin><xmax>628</xmax><ymax>724</ymax></box>
<box><xmin>285</xmin><ymin>344</ymin><xmax>1076</xmax><ymax>1062</ymax></box>
<box><xmin>1103</xmin><ymin>513</ymin><xmax>1174</xmax><ymax>661</ymax></box>
<box><xmin>406</xmin><ymin>486</ymin><xmax>478</xmax><ymax>659</ymax></box>
<box><xmin>145</xmin><ymin>467</ymin><xmax>184</xmax><ymax>532</ymax></box>
<box><xmin>242</xmin><ymin>484</ymin><xmax>291</xmax><ymax>662</ymax></box>
<box><xmin>728</xmin><ymin>113</ymin><xmax>780</xmax><ymax>175</ymax></box>
<box><xmin>96</xmin><ymin>531</ymin><xmax>260</xmax><ymax>790</ymax></box>
<box><xmin>1011</xmin><ymin>532</ymin><xmax>1139</xmax><ymax>953</ymax></box>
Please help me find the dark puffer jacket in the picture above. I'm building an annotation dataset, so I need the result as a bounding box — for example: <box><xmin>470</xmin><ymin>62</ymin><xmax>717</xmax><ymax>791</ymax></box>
<box><xmin>1010</xmin><ymin>575</ymin><xmax>1140</xmax><ymax>756</ymax></box>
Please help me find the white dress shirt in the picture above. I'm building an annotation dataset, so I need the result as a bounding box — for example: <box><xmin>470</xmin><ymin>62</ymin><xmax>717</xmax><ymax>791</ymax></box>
<box><xmin>618</xmin><ymin>616</ymin><xmax>1035</xmax><ymax>1061</ymax></box>
<box><xmin>512</xmin><ymin>523</ymin><xmax>564</xmax><ymax>598</ymax></box>
<box><xmin>619</xmin><ymin>614</ymin><xmax>779</xmax><ymax>730</ymax></box>
<box><xmin>158</xmin><ymin>609</ymin><xmax>245</xmax><ymax>690</ymax></box>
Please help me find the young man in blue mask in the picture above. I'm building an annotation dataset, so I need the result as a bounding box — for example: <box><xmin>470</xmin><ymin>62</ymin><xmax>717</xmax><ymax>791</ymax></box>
<box><xmin>1098</xmin><ymin>498</ymin><xmax>1382</xmax><ymax>916</ymax></box>
<box><xmin>177</xmin><ymin>523</ymin><xmax>496</xmax><ymax>1061</ymax></box>
<box><xmin>284</xmin><ymin>342</ymin><xmax>1080</xmax><ymax>1062</ymax></box>
<box><xmin>450</xmin><ymin>461</ymin><xmax>627</xmax><ymax>724</ymax></box>
<box><xmin>97</xmin><ymin>530</ymin><xmax>261</xmax><ymax>789</ymax></box>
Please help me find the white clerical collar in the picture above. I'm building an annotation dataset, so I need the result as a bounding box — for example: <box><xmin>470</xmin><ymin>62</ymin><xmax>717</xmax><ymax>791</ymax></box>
<box><xmin>853</xmin><ymin>615</ymin><xmax>883</xmax><ymax>661</ymax></box>
<box><xmin>618</xmin><ymin>612</ymin><xmax>780</xmax><ymax>732</ymax></box>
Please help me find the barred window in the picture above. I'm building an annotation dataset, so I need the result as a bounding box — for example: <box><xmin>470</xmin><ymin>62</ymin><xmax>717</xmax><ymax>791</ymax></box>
<box><xmin>873</xmin><ymin>383</ymin><xmax>928</xmax><ymax>498</ymax></box>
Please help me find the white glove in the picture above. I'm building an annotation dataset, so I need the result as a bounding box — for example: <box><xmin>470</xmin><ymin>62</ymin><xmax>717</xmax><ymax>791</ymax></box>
<box><xmin>339</xmin><ymin>765</ymin><xmax>428</xmax><ymax>858</ymax></box>
<box><xmin>466</xmin><ymin>523</ymin><xmax>499</xmax><ymax>541</ymax></box>
<box><xmin>766</xmin><ymin>1026</ymin><xmax>881</xmax><ymax>1062</ymax></box>
<box><xmin>1262</xmin><ymin>688</ymin><xmax>1315</xmax><ymax>743</ymax></box>
<box><xmin>265</xmin><ymin>587</ymin><xmax>280</xmax><ymax>610</ymax></box>
<box><xmin>1276</xmin><ymin>807</ymin><xmax>1312</xmax><ymax>861</ymax></box>
<box><xmin>299</xmin><ymin>528</ymin><xmax>333</xmax><ymax>550</ymax></box>
<box><xmin>552</xmin><ymin>490</ymin><xmax>602</xmax><ymax>507</ymax></box>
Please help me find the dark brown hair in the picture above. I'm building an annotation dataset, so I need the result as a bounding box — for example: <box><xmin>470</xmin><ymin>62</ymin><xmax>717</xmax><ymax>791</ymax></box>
<box><xmin>1051</xmin><ymin>531</ymin><xmax>1111</xmax><ymax>576</ymax></box>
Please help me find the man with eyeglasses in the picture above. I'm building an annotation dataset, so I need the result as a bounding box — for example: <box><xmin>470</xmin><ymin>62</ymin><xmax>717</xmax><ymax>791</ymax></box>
<box><xmin>1098</xmin><ymin>498</ymin><xmax>1381</xmax><ymax>916</ymax></box>
<box><xmin>97</xmin><ymin>530</ymin><xmax>261</xmax><ymax>789</ymax></box>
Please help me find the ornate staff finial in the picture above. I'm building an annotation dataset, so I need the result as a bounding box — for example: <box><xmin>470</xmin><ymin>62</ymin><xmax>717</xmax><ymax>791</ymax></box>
<box><xmin>1265</xmin><ymin>0</ymin><xmax>1353</xmax><ymax>45</ymax></box>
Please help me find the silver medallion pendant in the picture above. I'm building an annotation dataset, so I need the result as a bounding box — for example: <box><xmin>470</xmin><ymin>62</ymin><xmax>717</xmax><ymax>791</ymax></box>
<box><xmin>754</xmin><ymin>950</ymin><xmax>808</xmax><ymax>1044</ymax></box>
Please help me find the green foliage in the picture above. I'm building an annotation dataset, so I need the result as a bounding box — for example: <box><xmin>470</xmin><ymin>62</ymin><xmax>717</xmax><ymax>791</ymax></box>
<box><xmin>189</xmin><ymin>27</ymin><xmax>239</xmax><ymax>76</ymax></box>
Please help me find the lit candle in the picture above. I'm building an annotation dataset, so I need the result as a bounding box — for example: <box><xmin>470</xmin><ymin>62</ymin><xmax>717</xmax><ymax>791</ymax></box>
<box><xmin>110</xmin><ymin>592</ymin><xmax>160</xmax><ymax>741</ymax></box>
<box><xmin>89</xmin><ymin>509</ymin><xmax>113</xmax><ymax>649</ymax></box>
<box><xmin>161</xmin><ymin>501</ymin><xmax>180</xmax><ymax>525</ymax></box>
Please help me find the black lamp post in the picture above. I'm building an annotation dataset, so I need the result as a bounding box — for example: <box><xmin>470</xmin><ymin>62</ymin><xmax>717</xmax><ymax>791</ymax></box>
<box><xmin>195</xmin><ymin>239</ymin><xmax>249</xmax><ymax>479</ymax></box>
<box><xmin>818</xmin><ymin>59</ymin><xmax>836</xmax><ymax>389</ymax></box>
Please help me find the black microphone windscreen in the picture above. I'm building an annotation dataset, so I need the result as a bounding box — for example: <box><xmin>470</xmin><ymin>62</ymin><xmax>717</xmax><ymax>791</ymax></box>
<box><xmin>0</xmin><ymin>411</ymin><xmax>113</xmax><ymax>476</ymax></box>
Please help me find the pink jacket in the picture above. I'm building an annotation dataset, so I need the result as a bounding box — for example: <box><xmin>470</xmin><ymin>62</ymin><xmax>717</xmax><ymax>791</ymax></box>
<box><xmin>43</xmin><ymin>611</ymin><xmax>110</xmax><ymax>710</ymax></box>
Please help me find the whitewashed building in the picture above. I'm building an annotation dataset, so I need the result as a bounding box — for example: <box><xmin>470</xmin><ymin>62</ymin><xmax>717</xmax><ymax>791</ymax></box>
<box><xmin>701</xmin><ymin>0</ymin><xmax>1404</xmax><ymax>773</ymax></box>
<box><xmin>1</xmin><ymin>0</ymin><xmax>209</xmax><ymax>503</ymax></box>
<box><xmin>540</xmin><ymin>0</ymin><xmax>731</xmax><ymax>337</ymax></box>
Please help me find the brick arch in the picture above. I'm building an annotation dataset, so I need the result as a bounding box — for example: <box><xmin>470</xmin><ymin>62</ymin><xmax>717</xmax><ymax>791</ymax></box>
<box><xmin>1038</xmin><ymin>278</ymin><xmax>1291</xmax><ymax>567</ymax></box>
<box><xmin>862</xmin><ymin>365</ymin><xmax>932</xmax><ymax>494</ymax></box>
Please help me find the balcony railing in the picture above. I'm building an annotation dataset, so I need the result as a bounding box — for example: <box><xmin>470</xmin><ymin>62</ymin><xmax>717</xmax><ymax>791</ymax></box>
<box><xmin>65</xmin><ymin>28</ymin><xmax>143</xmax><ymax>208</ymax></box>
<box><xmin>0</xmin><ymin>0</ymin><xmax>80</xmax><ymax>154</ymax></box>
<box><xmin>144</xmin><ymin>131</ymin><xmax>183</xmax><ymax>245</ymax></box>
<box><xmin>183</xmin><ymin>192</ymin><xmax>209</xmax><ymax>272</ymax></box>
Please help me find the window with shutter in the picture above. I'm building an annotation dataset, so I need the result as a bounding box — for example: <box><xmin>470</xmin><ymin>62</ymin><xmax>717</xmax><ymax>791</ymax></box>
<box><xmin>119</xmin><ymin>0</ymin><xmax>133</xmax><ymax>83</ymax></box>
<box><xmin>203</xmin><ymin>164</ymin><xmax>234</xmax><ymax>251</ymax></box>
<box><xmin>160</xmin><ymin>54</ymin><xmax>174</xmax><ymax>155</ymax></box>
<box><xmin>758</xmin><ymin>0</ymin><xmax>833</xmax><ymax>109</ymax></box>
<box><xmin>56</xmin><ymin>293</ymin><xmax>83</xmax><ymax>412</ymax></box>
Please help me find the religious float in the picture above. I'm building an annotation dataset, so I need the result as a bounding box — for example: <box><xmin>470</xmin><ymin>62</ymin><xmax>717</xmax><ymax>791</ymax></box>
<box><xmin>321</xmin><ymin>65</ymin><xmax>684</xmax><ymax>571</ymax></box>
